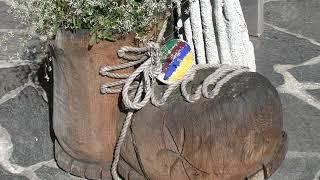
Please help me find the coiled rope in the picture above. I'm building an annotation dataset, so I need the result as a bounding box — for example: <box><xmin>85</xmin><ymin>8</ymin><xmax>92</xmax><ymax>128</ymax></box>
<box><xmin>100</xmin><ymin>18</ymin><xmax>249</xmax><ymax>180</ymax></box>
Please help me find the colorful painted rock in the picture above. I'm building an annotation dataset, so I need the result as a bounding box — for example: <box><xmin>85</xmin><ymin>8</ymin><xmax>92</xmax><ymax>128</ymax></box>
<box><xmin>157</xmin><ymin>39</ymin><xmax>194</xmax><ymax>84</ymax></box>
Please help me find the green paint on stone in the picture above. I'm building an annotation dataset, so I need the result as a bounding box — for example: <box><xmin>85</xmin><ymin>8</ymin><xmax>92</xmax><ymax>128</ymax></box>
<box><xmin>161</xmin><ymin>39</ymin><xmax>178</xmax><ymax>55</ymax></box>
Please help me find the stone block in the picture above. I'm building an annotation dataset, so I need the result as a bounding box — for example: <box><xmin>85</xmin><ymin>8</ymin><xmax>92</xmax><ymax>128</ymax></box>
<box><xmin>35</xmin><ymin>166</ymin><xmax>72</xmax><ymax>180</ymax></box>
<box><xmin>265</xmin><ymin>0</ymin><xmax>320</xmax><ymax>41</ymax></box>
<box><xmin>253</xmin><ymin>26</ymin><xmax>320</xmax><ymax>86</ymax></box>
<box><xmin>0</xmin><ymin>65</ymin><xmax>31</xmax><ymax>97</ymax></box>
<box><xmin>0</xmin><ymin>87</ymin><xmax>53</xmax><ymax>167</ymax></box>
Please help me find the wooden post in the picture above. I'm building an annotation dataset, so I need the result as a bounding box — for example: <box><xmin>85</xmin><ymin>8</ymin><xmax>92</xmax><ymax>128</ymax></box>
<box><xmin>240</xmin><ymin>0</ymin><xmax>264</xmax><ymax>36</ymax></box>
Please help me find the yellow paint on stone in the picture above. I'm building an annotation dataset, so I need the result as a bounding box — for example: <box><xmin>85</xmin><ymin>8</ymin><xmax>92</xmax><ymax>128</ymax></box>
<box><xmin>169</xmin><ymin>52</ymin><xmax>194</xmax><ymax>82</ymax></box>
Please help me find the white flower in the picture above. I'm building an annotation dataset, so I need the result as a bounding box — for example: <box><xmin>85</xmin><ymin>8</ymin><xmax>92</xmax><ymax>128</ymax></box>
<box><xmin>10</xmin><ymin>0</ymin><xmax>172</xmax><ymax>40</ymax></box>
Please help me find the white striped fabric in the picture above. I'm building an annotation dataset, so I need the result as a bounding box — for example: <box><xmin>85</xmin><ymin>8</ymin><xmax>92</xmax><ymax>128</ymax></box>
<box><xmin>177</xmin><ymin>0</ymin><xmax>256</xmax><ymax>71</ymax></box>
<box><xmin>188</xmin><ymin>0</ymin><xmax>206</xmax><ymax>64</ymax></box>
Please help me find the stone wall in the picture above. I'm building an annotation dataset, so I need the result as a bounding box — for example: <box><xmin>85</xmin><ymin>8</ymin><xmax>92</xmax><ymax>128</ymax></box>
<box><xmin>0</xmin><ymin>1</ymin><xmax>81</xmax><ymax>179</ymax></box>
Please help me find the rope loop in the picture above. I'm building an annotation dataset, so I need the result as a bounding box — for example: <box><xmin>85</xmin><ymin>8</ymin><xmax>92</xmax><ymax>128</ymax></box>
<box><xmin>121</xmin><ymin>58</ymin><xmax>153</xmax><ymax>110</ymax></box>
<box><xmin>102</xmin><ymin>46</ymin><xmax>249</xmax><ymax>180</ymax></box>
<box><xmin>145</xmin><ymin>42</ymin><xmax>161</xmax><ymax>78</ymax></box>
<box><xmin>100</xmin><ymin>21</ymin><xmax>250</xmax><ymax>180</ymax></box>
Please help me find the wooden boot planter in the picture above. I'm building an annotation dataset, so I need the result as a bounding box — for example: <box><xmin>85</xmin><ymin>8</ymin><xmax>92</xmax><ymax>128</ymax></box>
<box><xmin>52</xmin><ymin>30</ymin><xmax>136</xmax><ymax>179</ymax></box>
<box><xmin>9</xmin><ymin>0</ymin><xmax>287</xmax><ymax>178</ymax></box>
<box><xmin>45</xmin><ymin>0</ymin><xmax>287</xmax><ymax>179</ymax></box>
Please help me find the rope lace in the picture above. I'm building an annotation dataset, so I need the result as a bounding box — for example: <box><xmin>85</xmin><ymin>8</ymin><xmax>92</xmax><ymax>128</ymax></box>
<box><xmin>100</xmin><ymin>43</ymin><xmax>248</xmax><ymax>180</ymax></box>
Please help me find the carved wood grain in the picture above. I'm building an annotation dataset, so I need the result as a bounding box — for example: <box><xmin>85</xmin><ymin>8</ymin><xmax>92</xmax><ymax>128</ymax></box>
<box><xmin>53</xmin><ymin>30</ymin><xmax>136</xmax><ymax>168</ymax></box>
<box><xmin>118</xmin><ymin>70</ymin><xmax>286</xmax><ymax>180</ymax></box>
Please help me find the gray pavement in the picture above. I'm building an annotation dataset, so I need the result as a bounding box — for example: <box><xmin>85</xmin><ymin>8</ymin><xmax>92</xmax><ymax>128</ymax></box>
<box><xmin>0</xmin><ymin>0</ymin><xmax>319</xmax><ymax>179</ymax></box>
<box><xmin>258</xmin><ymin>1</ymin><xmax>320</xmax><ymax>179</ymax></box>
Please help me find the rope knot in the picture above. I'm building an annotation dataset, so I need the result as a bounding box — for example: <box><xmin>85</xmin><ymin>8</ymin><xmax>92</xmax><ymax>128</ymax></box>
<box><xmin>146</xmin><ymin>42</ymin><xmax>160</xmax><ymax>59</ymax></box>
<box><xmin>146</xmin><ymin>42</ymin><xmax>162</xmax><ymax>78</ymax></box>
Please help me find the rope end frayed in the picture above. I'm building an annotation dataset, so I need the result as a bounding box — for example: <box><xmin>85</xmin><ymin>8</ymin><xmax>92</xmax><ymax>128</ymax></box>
<box><xmin>117</xmin><ymin>49</ymin><xmax>126</xmax><ymax>58</ymax></box>
<box><xmin>100</xmin><ymin>88</ymin><xmax>107</xmax><ymax>94</ymax></box>
<box><xmin>99</xmin><ymin>66</ymin><xmax>110</xmax><ymax>76</ymax></box>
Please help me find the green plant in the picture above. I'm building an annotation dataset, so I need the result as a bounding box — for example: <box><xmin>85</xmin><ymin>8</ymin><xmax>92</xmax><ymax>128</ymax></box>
<box><xmin>11</xmin><ymin>0</ymin><xmax>172</xmax><ymax>44</ymax></box>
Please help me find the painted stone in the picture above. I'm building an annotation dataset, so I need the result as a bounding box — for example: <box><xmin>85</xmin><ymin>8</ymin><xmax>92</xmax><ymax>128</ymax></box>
<box><xmin>157</xmin><ymin>39</ymin><xmax>194</xmax><ymax>84</ymax></box>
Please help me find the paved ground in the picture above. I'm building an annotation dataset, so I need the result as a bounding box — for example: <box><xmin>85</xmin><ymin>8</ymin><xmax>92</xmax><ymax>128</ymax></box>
<box><xmin>0</xmin><ymin>0</ymin><xmax>319</xmax><ymax>179</ymax></box>
<box><xmin>255</xmin><ymin>1</ymin><xmax>320</xmax><ymax>179</ymax></box>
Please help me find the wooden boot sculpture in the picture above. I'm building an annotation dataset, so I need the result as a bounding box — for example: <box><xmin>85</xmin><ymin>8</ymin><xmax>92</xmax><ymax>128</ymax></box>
<box><xmin>117</xmin><ymin>69</ymin><xmax>288</xmax><ymax>180</ymax></box>
<box><xmin>52</xmin><ymin>0</ymin><xmax>288</xmax><ymax>179</ymax></box>
<box><xmin>52</xmin><ymin>30</ymin><xmax>136</xmax><ymax>179</ymax></box>
<box><xmin>104</xmin><ymin>0</ymin><xmax>287</xmax><ymax>179</ymax></box>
